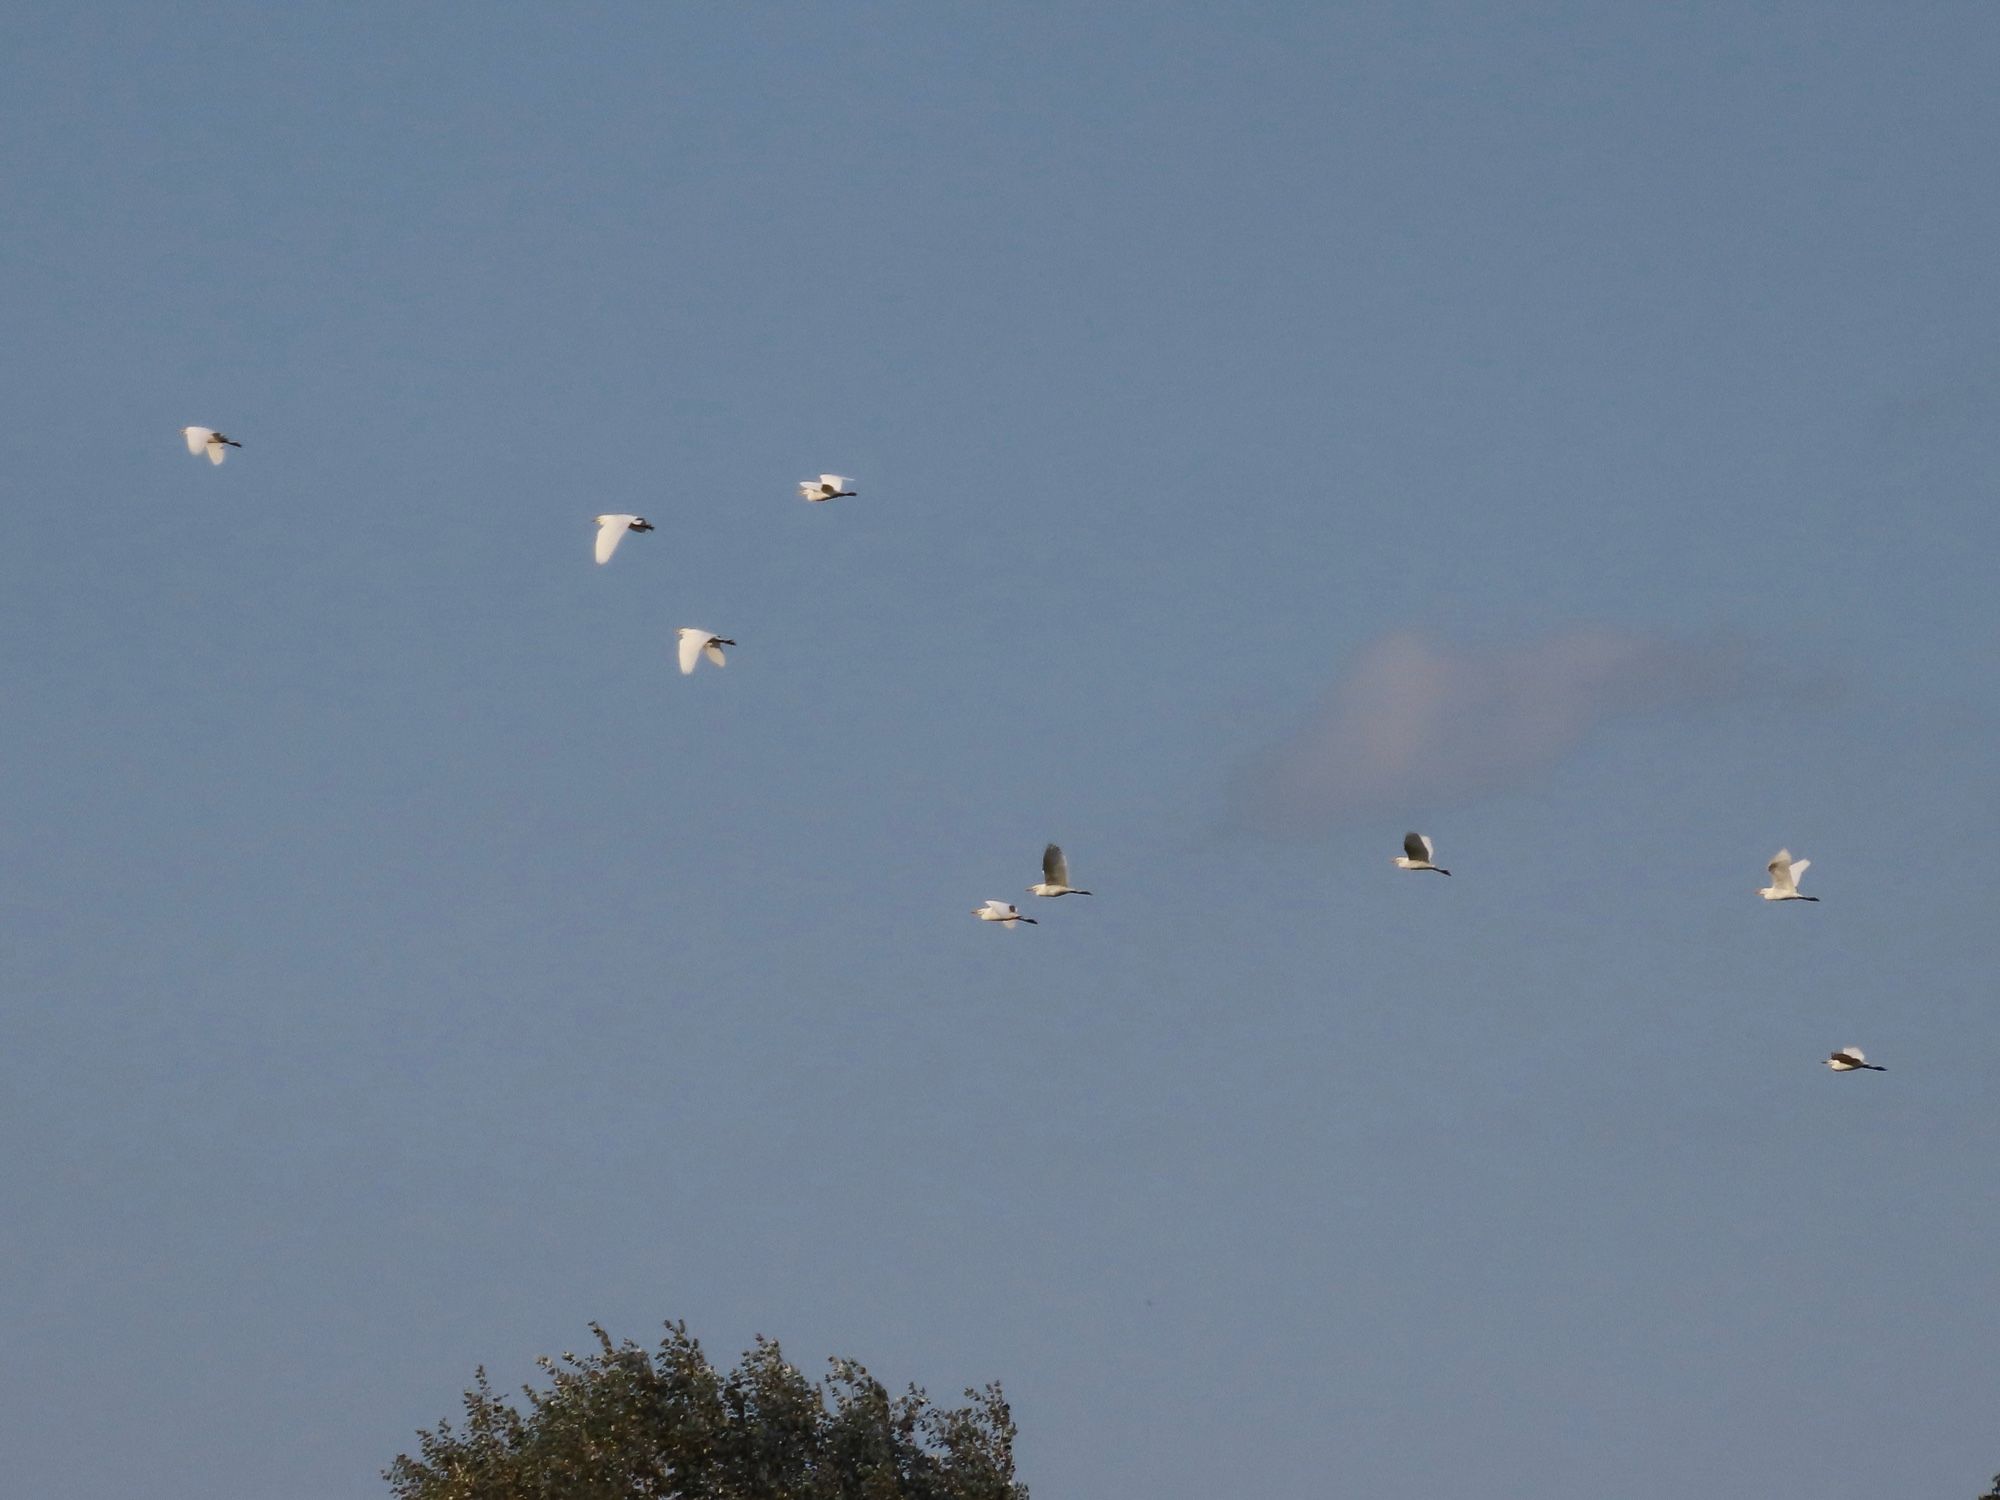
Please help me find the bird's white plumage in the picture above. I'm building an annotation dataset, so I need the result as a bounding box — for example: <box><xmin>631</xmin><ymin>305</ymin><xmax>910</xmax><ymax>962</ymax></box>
<box><xmin>798</xmin><ymin>474</ymin><xmax>856</xmax><ymax>501</ymax></box>
<box><xmin>676</xmin><ymin>628</ymin><xmax>729</xmax><ymax>675</ymax></box>
<box><xmin>1027</xmin><ymin>842</ymin><xmax>1090</xmax><ymax>897</ymax></box>
<box><xmin>182</xmin><ymin>426</ymin><xmax>231</xmax><ymax>464</ymax></box>
<box><xmin>595</xmin><ymin>515</ymin><xmax>639</xmax><ymax>565</ymax></box>
<box><xmin>1760</xmin><ymin>849</ymin><xmax>1815</xmax><ymax>900</ymax></box>
<box><xmin>972</xmin><ymin>899</ymin><xmax>1035</xmax><ymax>927</ymax></box>
<box><xmin>1393</xmin><ymin>831</ymin><xmax>1447</xmax><ymax>873</ymax></box>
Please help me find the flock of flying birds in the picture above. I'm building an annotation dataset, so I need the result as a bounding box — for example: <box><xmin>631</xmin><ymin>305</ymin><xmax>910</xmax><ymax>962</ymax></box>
<box><xmin>179</xmin><ymin>428</ymin><xmax>1881</xmax><ymax>1077</ymax></box>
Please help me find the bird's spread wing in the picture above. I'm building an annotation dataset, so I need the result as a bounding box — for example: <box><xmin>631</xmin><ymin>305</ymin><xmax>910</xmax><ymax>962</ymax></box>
<box><xmin>677</xmin><ymin>630</ymin><xmax>704</xmax><ymax>675</ymax></box>
<box><xmin>1766</xmin><ymin>851</ymin><xmax>1794</xmax><ymax>889</ymax></box>
<box><xmin>1043</xmin><ymin>844</ymin><xmax>1067</xmax><ymax>885</ymax></box>
<box><xmin>595</xmin><ymin>517</ymin><xmax>632</xmax><ymax>564</ymax></box>
<box><xmin>184</xmin><ymin>427</ymin><xmax>211</xmax><ymax>455</ymax></box>
<box><xmin>703</xmin><ymin>640</ymin><xmax>727</xmax><ymax>668</ymax></box>
<box><xmin>1837</xmin><ymin>1047</ymin><xmax>1865</xmax><ymax>1064</ymax></box>
<box><xmin>1403</xmin><ymin>831</ymin><xmax>1429</xmax><ymax>862</ymax></box>
<box><xmin>819</xmin><ymin>474</ymin><xmax>849</xmax><ymax>489</ymax></box>
<box><xmin>1788</xmin><ymin>858</ymin><xmax>1810</xmax><ymax>886</ymax></box>
<box><xmin>206</xmin><ymin>441</ymin><xmax>227</xmax><ymax>465</ymax></box>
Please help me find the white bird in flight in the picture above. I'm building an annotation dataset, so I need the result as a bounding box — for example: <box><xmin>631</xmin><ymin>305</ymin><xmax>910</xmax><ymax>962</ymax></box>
<box><xmin>1393</xmin><ymin>831</ymin><xmax>1450</xmax><ymax>876</ymax></box>
<box><xmin>798</xmin><ymin>474</ymin><xmax>857</xmax><ymax>502</ymax></box>
<box><xmin>1027</xmin><ymin>844</ymin><xmax>1091</xmax><ymax>897</ymax></box>
<box><xmin>594</xmin><ymin>514</ymin><xmax>655</xmax><ymax>564</ymax></box>
<box><xmin>972</xmin><ymin>900</ymin><xmax>1037</xmax><ymax>928</ymax></box>
<box><xmin>1759</xmin><ymin>849</ymin><xmax>1818</xmax><ymax>902</ymax></box>
<box><xmin>182</xmin><ymin>426</ymin><xmax>242</xmax><ymax>465</ymax></box>
<box><xmin>676</xmin><ymin>628</ymin><xmax>734</xmax><ymax>675</ymax></box>
<box><xmin>1825</xmin><ymin>1046</ymin><xmax>1885</xmax><ymax>1072</ymax></box>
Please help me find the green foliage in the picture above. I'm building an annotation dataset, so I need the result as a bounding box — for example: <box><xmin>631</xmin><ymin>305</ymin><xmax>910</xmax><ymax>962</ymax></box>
<box><xmin>386</xmin><ymin>1321</ymin><xmax>1027</xmax><ymax>1500</ymax></box>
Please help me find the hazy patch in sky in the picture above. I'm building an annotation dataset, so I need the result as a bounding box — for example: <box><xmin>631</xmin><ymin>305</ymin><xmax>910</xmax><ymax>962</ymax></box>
<box><xmin>1246</xmin><ymin>627</ymin><xmax>1776</xmax><ymax>829</ymax></box>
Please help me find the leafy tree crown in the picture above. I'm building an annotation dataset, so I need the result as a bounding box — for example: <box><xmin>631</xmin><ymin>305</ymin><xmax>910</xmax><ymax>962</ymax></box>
<box><xmin>387</xmin><ymin>1320</ymin><xmax>1027</xmax><ymax>1500</ymax></box>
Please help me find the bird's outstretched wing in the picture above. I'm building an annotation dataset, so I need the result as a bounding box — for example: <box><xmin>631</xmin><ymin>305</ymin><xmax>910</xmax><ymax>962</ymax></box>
<box><xmin>184</xmin><ymin>427</ymin><xmax>211</xmax><ymax>455</ymax></box>
<box><xmin>1788</xmin><ymin>858</ymin><xmax>1810</xmax><ymax>886</ymax></box>
<box><xmin>1836</xmin><ymin>1046</ymin><xmax>1865</xmax><ymax>1065</ymax></box>
<box><xmin>703</xmin><ymin>639</ymin><xmax>728</xmax><ymax>668</ymax></box>
<box><xmin>206</xmin><ymin>441</ymin><xmax>227</xmax><ymax>465</ymax></box>
<box><xmin>1766</xmin><ymin>850</ymin><xmax>1795</xmax><ymax>890</ymax></box>
<box><xmin>819</xmin><ymin>474</ymin><xmax>850</xmax><ymax>490</ymax></box>
<box><xmin>677</xmin><ymin>630</ymin><xmax>705</xmax><ymax>675</ymax></box>
<box><xmin>1403</xmin><ymin>831</ymin><xmax>1430</xmax><ymax>863</ymax></box>
<box><xmin>595</xmin><ymin>516</ymin><xmax>633</xmax><ymax>564</ymax></box>
<box><xmin>1043</xmin><ymin>844</ymin><xmax>1068</xmax><ymax>886</ymax></box>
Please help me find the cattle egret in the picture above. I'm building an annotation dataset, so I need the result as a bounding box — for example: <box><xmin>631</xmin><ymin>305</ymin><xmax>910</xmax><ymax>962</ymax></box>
<box><xmin>182</xmin><ymin>426</ymin><xmax>242</xmax><ymax>465</ymax></box>
<box><xmin>1825</xmin><ymin>1046</ymin><xmax>1884</xmax><ymax>1072</ymax></box>
<box><xmin>1759</xmin><ymin>849</ymin><xmax>1818</xmax><ymax>902</ymax></box>
<box><xmin>972</xmin><ymin>900</ymin><xmax>1037</xmax><ymax>928</ymax></box>
<box><xmin>1028</xmin><ymin>843</ymin><xmax>1091</xmax><ymax>897</ymax></box>
<box><xmin>676</xmin><ymin>628</ymin><xmax>734</xmax><ymax>675</ymax></box>
<box><xmin>1393</xmin><ymin>831</ymin><xmax>1450</xmax><ymax>875</ymax></box>
<box><xmin>798</xmin><ymin>474</ymin><xmax>856</xmax><ymax>502</ymax></box>
<box><xmin>594</xmin><ymin>514</ymin><xmax>654</xmax><ymax>564</ymax></box>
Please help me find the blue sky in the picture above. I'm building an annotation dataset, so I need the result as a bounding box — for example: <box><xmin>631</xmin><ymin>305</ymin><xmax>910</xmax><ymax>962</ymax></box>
<box><xmin>3</xmin><ymin>4</ymin><xmax>1997</xmax><ymax>1496</ymax></box>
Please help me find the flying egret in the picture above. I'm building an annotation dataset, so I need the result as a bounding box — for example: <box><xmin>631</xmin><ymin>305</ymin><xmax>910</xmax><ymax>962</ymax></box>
<box><xmin>1825</xmin><ymin>1046</ymin><xmax>1885</xmax><ymax>1072</ymax></box>
<box><xmin>1028</xmin><ymin>843</ymin><xmax>1091</xmax><ymax>897</ymax></box>
<box><xmin>594</xmin><ymin>514</ymin><xmax>655</xmax><ymax>564</ymax></box>
<box><xmin>1393</xmin><ymin>831</ymin><xmax>1450</xmax><ymax>875</ymax></box>
<box><xmin>182</xmin><ymin>426</ymin><xmax>242</xmax><ymax>465</ymax></box>
<box><xmin>972</xmin><ymin>900</ymin><xmax>1037</xmax><ymax>928</ymax></box>
<box><xmin>676</xmin><ymin>628</ymin><xmax>734</xmax><ymax>675</ymax></box>
<box><xmin>1759</xmin><ymin>849</ymin><xmax>1818</xmax><ymax>902</ymax></box>
<box><xmin>798</xmin><ymin>474</ymin><xmax>856</xmax><ymax>502</ymax></box>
